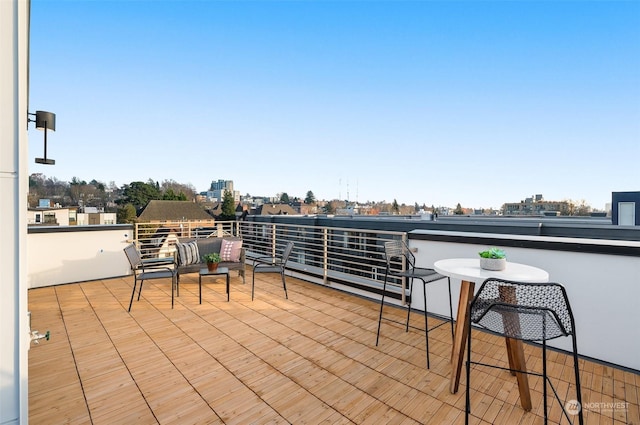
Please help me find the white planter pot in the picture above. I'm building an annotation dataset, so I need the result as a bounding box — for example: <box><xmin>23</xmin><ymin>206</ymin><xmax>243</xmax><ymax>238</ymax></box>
<box><xmin>480</xmin><ymin>257</ymin><xmax>506</xmax><ymax>271</ymax></box>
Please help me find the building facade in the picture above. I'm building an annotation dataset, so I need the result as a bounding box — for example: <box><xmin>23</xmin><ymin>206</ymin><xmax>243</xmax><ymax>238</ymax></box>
<box><xmin>206</xmin><ymin>179</ymin><xmax>240</xmax><ymax>203</ymax></box>
<box><xmin>502</xmin><ymin>194</ymin><xmax>568</xmax><ymax>216</ymax></box>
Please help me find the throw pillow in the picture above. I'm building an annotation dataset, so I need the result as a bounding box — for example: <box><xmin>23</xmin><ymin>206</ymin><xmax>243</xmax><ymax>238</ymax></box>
<box><xmin>220</xmin><ymin>239</ymin><xmax>242</xmax><ymax>262</ymax></box>
<box><xmin>176</xmin><ymin>241</ymin><xmax>200</xmax><ymax>266</ymax></box>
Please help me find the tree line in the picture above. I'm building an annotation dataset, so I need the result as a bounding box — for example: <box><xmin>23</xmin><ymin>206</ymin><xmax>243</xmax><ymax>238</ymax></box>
<box><xmin>29</xmin><ymin>174</ymin><xmax>596</xmax><ymax>222</ymax></box>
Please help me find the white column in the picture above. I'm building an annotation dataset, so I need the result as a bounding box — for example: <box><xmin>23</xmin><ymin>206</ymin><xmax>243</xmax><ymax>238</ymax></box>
<box><xmin>0</xmin><ymin>0</ymin><xmax>30</xmax><ymax>423</ymax></box>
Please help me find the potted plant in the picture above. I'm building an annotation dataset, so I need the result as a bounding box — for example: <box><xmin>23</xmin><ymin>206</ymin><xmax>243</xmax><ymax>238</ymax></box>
<box><xmin>203</xmin><ymin>253</ymin><xmax>221</xmax><ymax>271</ymax></box>
<box><xmin>478</xmin><ymin>247</ymin><xmax>506</xmax><ymax>271</ymax></box>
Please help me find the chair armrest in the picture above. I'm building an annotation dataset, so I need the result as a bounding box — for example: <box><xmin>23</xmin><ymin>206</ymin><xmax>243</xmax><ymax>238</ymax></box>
<box><xmin>253</xmin><ymin>255</ymin><xmax>279</xmax><ymax>266</ymax></box>
<box><xmin>139</xmin><ymin>257</ymin><xmax>176</xmax><ymax>273</ymax></box>
<box><xmin>142</xmin><ymin>257</ymin><xmax>175</xmax><ymax>267</ymax></box>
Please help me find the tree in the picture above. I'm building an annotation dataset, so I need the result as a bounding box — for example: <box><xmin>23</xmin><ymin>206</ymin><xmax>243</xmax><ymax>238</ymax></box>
<box><xmin>89</xmin><ymin>179</ymin><xmax>105</xmax><ymax>191</ymax></box>
<box><xmin>324</xmin><ymin>201</ymin><xmax>336</xmax><ymax>214</ymax></box>
<box><xmin>118</xmin><ymin>181</ymin><xmax>161</xmax><ymax>210</ymax></box>
<box><xmin>69</xmin><ymin>177</ymin><xmax>110</xmax><ymax>210</ymax></box>
<box><xmin>305</xmin><ymin>191</ymin><xmax>316</xmax><ymax>204</ymax></box>
<box><xmin>117</xmin><ymin>204</ymin><xmax>137</xmax><ymax>224</ymax></box>
<box><xmin>563</xmin><ymin>199</ymin><xmax>592</xmax><ymax>216</ymax></box>
<box><xmin>161</xmin><ymin>179</ymin><xmax>196</xmax><ymax>200</ymax></box>
<box><xmin>220</xmin><ymin>190</ymin><xmax>236</xmax><ymax>220</ymax></box>
<box><xmin>280</xmin><ymin>192</ymin><xmax>290</xmax><ymax>204</ymax></box>
<box><xmin>391</xmin><ymin>199</ymin><xmax>400</xmax><ymax>214</ymax></box>
<box><xmin>454</xmin><ymin>203</ymin><xmax>464</xmax><ymax>215</ymax></box>
<box><xmin>28</xmin><ymin>174</ymin><xmax>47</xmax><ymax>207</ymax></box>
<box><xmin>162</xmin><ymin>188</ymin><xmax>178</xmax><ymax>200</ymax></box>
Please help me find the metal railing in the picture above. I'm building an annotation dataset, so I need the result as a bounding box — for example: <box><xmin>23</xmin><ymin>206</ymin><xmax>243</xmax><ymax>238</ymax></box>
<box><xmin>237</xmin><ymin>221</ymin><xmax>409</xmax><ymax>298</ymax></box>
<box><xmin>134</xmin><ymin>220</ymin><xmax>409</xmax><ymax>299</ymax></box>
<box><xmin>134</xmin><ymin>220</ymin><xmax>237</xmax><ymax>259</ymax></box>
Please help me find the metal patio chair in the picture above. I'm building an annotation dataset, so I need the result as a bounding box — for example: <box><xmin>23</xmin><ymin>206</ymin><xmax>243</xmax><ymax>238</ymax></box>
<box><xmin>375</xmin><ymin>239</ymin><xmax>454</xmax><ymax>369</ymax></box>
<box><xmin>251</xmin><ymin>241</ymin><xmax>294</xmax><ymax>301</ymax></box>
<box><xmin>124</xmin><ymin>243</ymin><xmax>178</xmax><ymax>311</ymax></box>
<box><xmin>465</xmin><ymin>278</ymin><xmax>583</xmax><ymax>425</ymax></box>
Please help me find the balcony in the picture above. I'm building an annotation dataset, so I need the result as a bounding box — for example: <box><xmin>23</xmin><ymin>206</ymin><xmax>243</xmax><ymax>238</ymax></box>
<box><xmin>27</xmin><ymin>221</ymin><xmax>640</xmax><ymax>424</ymax></box>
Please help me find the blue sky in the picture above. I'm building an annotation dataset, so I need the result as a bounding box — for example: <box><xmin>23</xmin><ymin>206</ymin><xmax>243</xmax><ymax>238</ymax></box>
<box><xmin>29</xmin><ymin>0</ymin><xmax>639</xmax><ymax>210</ymax></box>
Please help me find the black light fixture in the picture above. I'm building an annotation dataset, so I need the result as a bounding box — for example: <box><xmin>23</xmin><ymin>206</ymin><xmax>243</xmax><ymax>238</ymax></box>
<box><xmin>28</xmin><ymin>110</ymin><xmax>56</xmax><ymax>165</ymax></box>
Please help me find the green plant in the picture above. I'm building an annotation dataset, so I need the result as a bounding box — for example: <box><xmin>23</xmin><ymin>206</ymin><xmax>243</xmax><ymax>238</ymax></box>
<box><xmin>478</xmin><ymin>247</ymin><xmax>506</xmax><ymax>259</ymax></box>
<box><xmin>202</xmin><ymin>253</ymin><xmax>221</xmax><ymax>263</ymax></box>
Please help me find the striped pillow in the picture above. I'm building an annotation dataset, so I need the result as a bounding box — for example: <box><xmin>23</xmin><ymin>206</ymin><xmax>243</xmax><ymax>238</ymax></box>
<box><xmin>176</xmin><ymin>241</ymin><xmax>200</xmax><ymax>266</ymax></box>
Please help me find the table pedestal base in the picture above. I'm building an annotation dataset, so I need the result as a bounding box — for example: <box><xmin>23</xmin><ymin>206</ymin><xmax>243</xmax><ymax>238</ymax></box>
<box><xmin>449</xmin><ymin>279</ymin><xmax>532</xmax><ymax>411</ymax></box>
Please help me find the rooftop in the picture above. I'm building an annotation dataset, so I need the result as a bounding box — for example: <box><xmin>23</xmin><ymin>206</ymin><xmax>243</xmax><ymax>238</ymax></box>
<box><xmin>29</xmin><ymin>270</ymin><xmax>639</xmax><ymax>424</ymax></box>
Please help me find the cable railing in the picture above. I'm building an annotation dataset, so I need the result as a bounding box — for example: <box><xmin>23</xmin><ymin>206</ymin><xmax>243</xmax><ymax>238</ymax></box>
<box><xmin>237</xmin><ymin>221</ymin><xmax>409</xmax><ymax>299</ymax></box>
<box><xmin>134</xmin><ymin>220</ymin><xmax>235</xmax><ymax>259</ymax></box>
<box><xmin>134</xmin><ymin>220</ymin><xmax>409</xmax><ymax>300</ymax></box>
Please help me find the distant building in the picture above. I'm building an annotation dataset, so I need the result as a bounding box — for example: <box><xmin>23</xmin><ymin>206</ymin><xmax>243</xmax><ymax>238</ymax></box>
<box><xmin>27</xmin><ymin>206</ymin><xmax>115</xmax><ymax>226</ymax></box>
<box><xmin>206</xmin><ymin>179</ymin><xmax>240</xmax><ymax>203</ymax></box>
<box><xmin>291</xmin><ymin>201</ymin><xmax>318</xmax><ymax>215</ymax></box>
<box><xmin>252</xmin><ymin>204</ymin><xmax>298</xmax><ymax>215</ymax></box>
<box><xmin>502</xmin><ymin>194</ymin><xmax>568</xmax><ymax>216</ymax></box>
<box><xmin>27</xmin><ymin>207</ymin><xmax>71</xmax><ymax>226</ymax></box>
<box><xmin>138</xmin><ymin>200</ymin><xmax>213</xmax><ymax>223</ymax></box>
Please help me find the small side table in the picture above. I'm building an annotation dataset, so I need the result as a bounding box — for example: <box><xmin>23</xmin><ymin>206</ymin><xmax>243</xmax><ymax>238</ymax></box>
<box><xmin>198</xmin><ymin>267</ymin><xmax>230</xmax><ymax>302</ymax></box>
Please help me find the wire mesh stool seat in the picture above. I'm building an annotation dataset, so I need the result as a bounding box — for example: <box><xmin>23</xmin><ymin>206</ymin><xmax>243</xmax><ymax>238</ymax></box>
<box><xmin>375</xmin><ymin>240</ymin><xmax>454</xmax><ymax>369</ymax></box>
<box><xmin>465</xmin><ymin>278</ymin><xmax>583</xmax><ymax>425</ymax></box>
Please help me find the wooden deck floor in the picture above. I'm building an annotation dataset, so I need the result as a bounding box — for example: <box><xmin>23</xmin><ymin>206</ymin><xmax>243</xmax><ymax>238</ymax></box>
<box><xmin>29</xmin><ymin>270</ymin><xmax>639</xmax><ymax>424</ymax></box>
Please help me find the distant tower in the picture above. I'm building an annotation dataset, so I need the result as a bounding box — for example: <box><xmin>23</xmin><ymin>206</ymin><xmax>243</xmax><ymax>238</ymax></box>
<box><xmin>210</xmin><ymin>179</ymin><xmax>233</xmax><ymax>192</ymax></box>
<box><xmin>207</xmin><ymin>179</ymin><xmax>238</xmax><ymax>203</ymax></box>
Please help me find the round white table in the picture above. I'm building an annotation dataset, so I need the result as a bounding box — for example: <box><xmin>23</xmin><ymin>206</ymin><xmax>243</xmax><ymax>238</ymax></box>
<box><xmin>434</xmin><ymin>258</ymin><xmax>549</xmax><ymax>285</ymax></box>
<box><xmin>433</xmin><ymin>258</ymin><xmax>549</xmax><ymax>407</ymax></box>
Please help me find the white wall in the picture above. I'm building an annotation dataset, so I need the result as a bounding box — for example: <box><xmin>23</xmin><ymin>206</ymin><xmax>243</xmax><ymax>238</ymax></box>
<box><xmin>27</xmin><ymin>227</ymin><xmax>133</xmax><ymax>288</ymax></box>
<box><xmin>409</xmin><ymin>230</ymin><xmax>640</xmax><ymax>372</ymax></box>
<box><xmin>0</xmin><ymin>1</ymin><xmax>29</xmax><ymax>423</ymax></box>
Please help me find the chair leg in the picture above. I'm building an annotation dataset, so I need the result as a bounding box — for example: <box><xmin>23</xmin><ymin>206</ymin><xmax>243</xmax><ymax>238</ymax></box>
<box><xmin>405</xmin><ymin>277</ymin><xmax>414</xmax><ymax>332</ymax></box>
<box><xmin>128</xmin><ymin>278</ymin><xmax>138</xmax><ymax>312</ymax></box>
<box><xmin>572</xmin><ymin>333</ymin><xmax>584</xmax><ymax>425</ymax></box>
<box><xmin>171</xmin><ymin>276</ymin><xmax>175</xmax><ymax>309</ymax></box>
<box><xmin>281</xmin><ymin>270</ymin><xmax>288</xmax><ymax>299</ymax></box>
<box><xmin>251</xmin><ymin>269</ymin><xmax>256</xmax><ymax>301</ymax></box>
<box><xmin>137</xmin><ymin>280</ymin><xmax>144</xmax><ymax>300</ymax></box>
<box><xmin>376</xmin><ymin>270</ymin><xmax>389</xmax><ymax>347</ymax></box>
<box><xmin>465</xmin><ymin>311</ymin><xmax>472</xmax><ymax>425</ymax></box>
<box><xmin>423</xmin><ymin>279</ymin><xmax>430</xmax><ymax>369</ymax></box>
<box><xmin>447</xmin><ymin>277</ymin><xmax>454</xmax><ymax>338</ymax></box>
<box><xmin>543</xmin><ymin>338</ymin><xmax>548</xmax><ymax>424</ymax></box>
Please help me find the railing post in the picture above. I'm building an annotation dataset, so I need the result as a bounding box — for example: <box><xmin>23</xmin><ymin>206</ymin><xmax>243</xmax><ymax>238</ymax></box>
<box><xmin>401</xmin><ymin>233</ymin><xmax>408</xmax><ymax>305</ymax></box>
<box><xmin>271</xmin><ymin>224</ymin><xmax>277</xmax><ymax>257</ymax></box>
<box><xmin>323</xmin><ymin>228</ymin><xmax>328</xmax><ymax>285</ymax></box>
